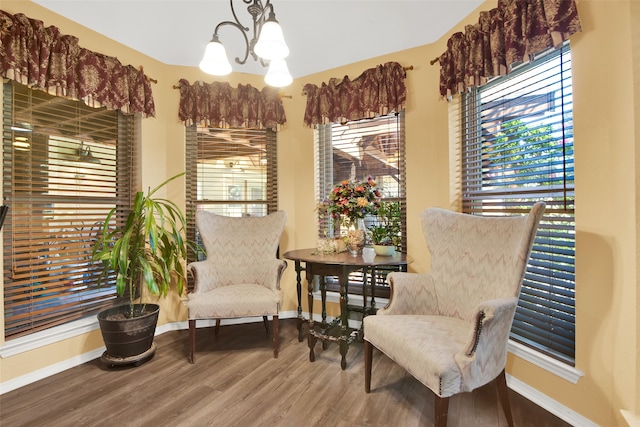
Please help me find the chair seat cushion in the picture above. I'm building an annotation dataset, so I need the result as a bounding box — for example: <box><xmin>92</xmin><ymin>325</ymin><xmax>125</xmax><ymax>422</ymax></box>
<box><xmin>363</xmin><ymin>314</ymin><xmax>471</xmax><ymax>397</ymax></box>
<box><xmin>188</xmin><ymin>284</ymin><xmax>280</xmax><ymax>319</ymax></box>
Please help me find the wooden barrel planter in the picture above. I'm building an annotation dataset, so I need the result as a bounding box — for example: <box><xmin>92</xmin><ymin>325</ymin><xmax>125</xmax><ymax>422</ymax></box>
<box><xmin>97</xmin><ymin>303</ymin><xmax>160</xmax><ymax>367</ymax></box>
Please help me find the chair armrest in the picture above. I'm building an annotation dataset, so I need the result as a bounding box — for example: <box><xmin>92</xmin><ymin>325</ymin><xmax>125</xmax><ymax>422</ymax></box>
<box><xmin>187</xmin><ymin>260</ymin><xmax>217</xmax><ymax>294</ymax></box>
<box><xmin>377</xmin><ymin>271</ymin><xmax>439</xmax><ymax>315</ymax></box>
<box><xmin>268</xmin><ymin>258</ymin><xmax>288</xmax><ymax>291</ymax></box>
<box><xmin>454</xmin><ymin>296</ymin><xmax>518</xmax><ymax>391</ymax></box>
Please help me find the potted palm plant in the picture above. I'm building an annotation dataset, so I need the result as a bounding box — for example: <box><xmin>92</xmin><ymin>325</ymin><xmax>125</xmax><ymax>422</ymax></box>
<box><xmin>368</xmin><ymin>201</ymin><xmax>402</xmax><ymax>256</ymax></box>
<box><xmin>92</xmin><ymin>172</ymin><xmax>197</xmax><ymax>367</ymax></box>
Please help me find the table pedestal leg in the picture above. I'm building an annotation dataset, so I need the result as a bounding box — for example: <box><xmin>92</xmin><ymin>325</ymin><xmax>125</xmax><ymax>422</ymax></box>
<box><xmin>339</xmin><ymin>339</ymin><xmax>348</xmax><ymax>370</ymax></box>
<box><xmin>308</xmin><ymin>330</ymin><xmax>317</xmax><ymax>362</ymax></box>
<box><xmin>295</xmin><ymin>261</ymin><xmax>304</xmax><ymax>342</ymax></box>
<box><xmin>307</xmin><ymin>270</ymin><xmax>316</xmax><ymax>361</ymax></box>
<box><xmin>339</xmin><ymin>267</ymin><xmax>349</xmax><ymax>370</ymax></box>
<box><xmin>320</xmin><ymin>276</ymin><xmax>328</xmax><ymax>350</ymax></box>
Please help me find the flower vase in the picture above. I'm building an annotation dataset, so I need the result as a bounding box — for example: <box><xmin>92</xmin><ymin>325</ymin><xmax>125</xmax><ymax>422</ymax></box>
<box><xmin>346</xmin><ymin>218</ymin><xmax>366</xmax><ymax>256</ymax></box>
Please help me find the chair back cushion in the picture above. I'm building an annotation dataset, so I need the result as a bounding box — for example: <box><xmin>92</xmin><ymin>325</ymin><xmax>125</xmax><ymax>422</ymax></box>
<box><xmin>195</xmin><ymin>210</ymin><xmax>287</xmax><ymax>287</ymax></box>
<box><xmin>422</xmin><ymin>203</ymin><xmax>544</xmax><ymax>322</ymax></box>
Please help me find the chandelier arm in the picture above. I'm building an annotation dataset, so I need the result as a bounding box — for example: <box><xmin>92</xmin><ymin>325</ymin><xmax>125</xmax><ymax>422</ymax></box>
<box><xmin>202</xmin><ymin>0</ymin><xmax>289</xmax><ymax>82</ymax></box>
<box><xmin>213</xmin><ymin>20</ymin><xmax>251</xmax><ymax>65</ymax></box>
<box><xmin>212</xmin><ymin>0</ymin><xmax>272</xmax><ymax>65</ymax></box>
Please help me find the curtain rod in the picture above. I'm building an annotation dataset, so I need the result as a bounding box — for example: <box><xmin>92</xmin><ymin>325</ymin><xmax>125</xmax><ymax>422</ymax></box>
<box><xmin>138</xmin><ymin>66</ymin><xmax>157</xmax><ymax>84</ymax></box>
<box><xmin>171</xmin><ymin>83</ymin><xmax>290</xmax><ymax>99</ymax></box>
<box><xmin>171</xmin><ymin>66</ymin><xmax>415</xmax><ymax>92</ymax></box>
<box><xmin>299</xmin><ymin>64</ymin><xmax>414</xmax><ymax>96</ymax></box>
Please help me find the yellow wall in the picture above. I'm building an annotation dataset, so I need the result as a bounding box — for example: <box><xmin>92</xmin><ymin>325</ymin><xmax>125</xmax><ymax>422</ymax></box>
<box><xmin>1</xmin><ymin>1</ymin><xmax>638</xmax><ymax>426</ymax></box>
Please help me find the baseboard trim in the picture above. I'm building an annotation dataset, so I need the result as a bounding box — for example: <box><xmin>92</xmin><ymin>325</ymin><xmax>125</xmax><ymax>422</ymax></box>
<box><xmin>1</xmin><ymin>348</ymin><xmax>104</xmax><ymax>394</ymax></box>
<box><xmin>621</xmin><ymin>409</ymin><xmax>640</xmax><ymax>427</ymax></box>
<box><xmin>507</xmin><ymin>374</ymin><xmax>598</xmax><ymax>426</ymax></box>
<box><xmin>0</xmin><ymin>311</ymin><xmax>597</xmax><ymax>427</ymax></box>
<box><xmin>0</xmin><ymin>311</ymin><xmax>298</xmax><ymax>395</ymax></box>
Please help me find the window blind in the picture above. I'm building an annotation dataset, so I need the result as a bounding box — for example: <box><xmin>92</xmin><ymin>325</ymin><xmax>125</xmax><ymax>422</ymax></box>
<box><xmin>2</xmin><ymin>81</ymin><xmax>135</xmax><ymax>339</ymax></box>
<box><xmin>315</xmin><ymin>112</ymin><xmax>407</xmax><ymax>295</ymax></box>
<box><xmin>460</xmin><ymin>44</ymin><xmax>575</xmax><ymax>364</ymax></box>
<box><xmin>185</xmin><ymin>125</ymin><xmax>279</xmax><ymax>278</ymax></box>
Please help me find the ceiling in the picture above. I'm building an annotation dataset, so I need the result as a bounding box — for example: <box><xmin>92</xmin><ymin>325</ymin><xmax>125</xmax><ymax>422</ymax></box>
<box><xmin>32</xmin><ymin>0</ymin><xmax>482</xmax><ymax>79</ymax></box>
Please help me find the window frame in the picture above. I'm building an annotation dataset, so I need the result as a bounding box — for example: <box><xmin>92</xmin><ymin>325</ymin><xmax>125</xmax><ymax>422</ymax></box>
<box><xmin>2</xmin><ymin>81</ymin><xmax>136</xmax><ymax>340</ymax></box>
<box><xmin>185</xmin><ymin>125</ymin><xmax>279</xmax><ymax>280</ymax></box>
<box><xmin>459</xmin><ymin>44</ymin><xmax>576</xmax><ymax>366</ymax></box>
<box><xmin>314</xmin><ymin>112</ymin><xmax>407</xmax><ymax>297</ymax></box>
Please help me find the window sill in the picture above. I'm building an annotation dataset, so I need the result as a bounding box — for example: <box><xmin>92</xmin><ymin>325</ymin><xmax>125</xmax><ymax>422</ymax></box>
<box><xmin>507</xmin><ymin>340</ymin><xmax>583</xmax><ymax>384</ymax></box>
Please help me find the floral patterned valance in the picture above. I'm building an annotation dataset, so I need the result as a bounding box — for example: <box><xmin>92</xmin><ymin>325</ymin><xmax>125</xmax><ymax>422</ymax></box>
<box><xmin>302</xmin><ymin>61</ymin><xmax>407</xmax><ymax>126</ymax></box>
<box><xmin>438</xmin><ymin>0</ymin><xmax>582</xmax><ymax>98</ymax></box>
<box><xmin>177</xmin><ymin>79</ymin><xmax>287</xmax><ymax>130</ymax></box>
<box><xmin>0</xmin><ymin>10</ymin><xmax>155</xmax><ymax>116</ymax></box>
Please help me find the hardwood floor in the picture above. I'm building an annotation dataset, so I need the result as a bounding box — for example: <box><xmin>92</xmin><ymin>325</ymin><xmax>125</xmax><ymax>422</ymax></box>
<box><xmin>0</xmin><ymin>319</ymin><xmax>572</xmax><ymax>426</ymax></box>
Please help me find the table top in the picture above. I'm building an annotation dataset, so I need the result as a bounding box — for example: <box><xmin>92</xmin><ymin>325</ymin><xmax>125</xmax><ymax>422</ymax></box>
<box><xmin>283</xmin><ymin>248</ymin><xmax>412</xmax><ymax>267</ymax></box>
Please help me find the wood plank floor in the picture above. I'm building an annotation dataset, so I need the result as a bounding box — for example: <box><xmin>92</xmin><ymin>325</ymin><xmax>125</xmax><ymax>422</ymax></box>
<box><xmin>0</xmin><ymin>319</ymin><xmax>572</xmax><ymax>426</ymax></box>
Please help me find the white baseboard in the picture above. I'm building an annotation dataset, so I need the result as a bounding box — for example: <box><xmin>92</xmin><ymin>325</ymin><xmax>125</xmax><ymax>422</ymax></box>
<box><xmin>507</xmin><ymin>374</ymin><xmax>598</xmax><ymax>426</ymax></box>
<box><xmin>0</xmin><ymin>311</ymin><xmax>298</xmax><ymax>395</ymax></box>
<box><xmin>621</xmin><ymin>409</ymin><xmax>640</xmax><ymax>427</ymax></box>
<box><xmin>0</xmin><ymin>310</ymin><xmax>596</xmax><ymax>427</ymax></box>
<box><xmin>1</xmin><ymin>348</ymin><xmax>104</xmax><ymax>394</ymax></box>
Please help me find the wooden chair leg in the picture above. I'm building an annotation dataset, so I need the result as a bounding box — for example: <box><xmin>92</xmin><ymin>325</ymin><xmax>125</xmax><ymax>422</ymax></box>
<box><xmin>188</xmin><ymin>319</ymin><xmax>196</xmax><ymax>364</ymax></box>
<box><xmin>496</xmin><ymin>369</ymin><xmax>514</xmax><ymax>427</ymax></box>
<box><xmin>434</xmin><ymin>396</ymin><xmax>449</xmax><ymax>427</ymax></box>
<box><xmin>272</xmin><ymin>315</ymin><xmax>279</xmax><ymax>358</ymax></box>
<box><xmin>364</xmin><ymin>340</ymin><xmax>373</xmax><ymax>393</ymax></box>
<box><xmin>214</xmin><ymin>319</ymin><xmax>221</xmax><ymax>336</ymax></box>
<box><xmin>263</xmin><ymin>315</ymin><xmax>270</xmax><ymax>334</ymax></box>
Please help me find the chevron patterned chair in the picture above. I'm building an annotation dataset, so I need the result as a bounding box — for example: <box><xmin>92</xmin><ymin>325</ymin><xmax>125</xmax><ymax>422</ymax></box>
<box><xmin>363</xmin><ymin>203</ymin><xmax>545</xmax><ymax>427</ymax></box>
<box><xmin>186</xmin><ymin>210</ymin><xmax>287</xmax><ymax>363</ymax></box>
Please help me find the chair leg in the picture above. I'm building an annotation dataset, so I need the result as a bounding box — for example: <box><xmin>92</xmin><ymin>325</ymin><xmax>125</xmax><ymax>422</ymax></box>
<box><xmin>496</xmin><ymin>369</ymin><xmax>514</xmax><ymax>427</ymax></box>
<box><xmin>214</xmin><ymin>319</ymin><xmax>221</xmax><ymax>336</ymax></box>
<box><xmin>272</xmin><ymin>315</ymin><xmax>279</xmax><ymax>358</ymax></box>
<box><xmin>434</xmin><ymin>396</ymin><xmax>449</xmax><ymax>427</ymax></box>
<box><xmin>263</xmin><ymin>315</ymin><xmax>270</xmax><ymax>334</ymax></box>
<box><xmin>188</xmin><ymin>319</ymin><xmax>196</xmax><ymax>364</ymax></box>
<box><xmin>364</xmin><ymin>340</ymin><xmax>373</xmax><ymax>393</ymax></box>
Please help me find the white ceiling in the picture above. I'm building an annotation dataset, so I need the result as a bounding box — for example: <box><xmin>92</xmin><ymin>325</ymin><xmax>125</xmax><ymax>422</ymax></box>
<box><xmin>32</xmin><ymin>0</ymin><xmax>482</xmax><ymax>79</ymax></box>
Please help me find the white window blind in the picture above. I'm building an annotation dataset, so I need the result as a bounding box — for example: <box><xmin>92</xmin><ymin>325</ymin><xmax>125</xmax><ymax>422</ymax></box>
<box><xmin>315</xmin><ymin>112</ymin><xmax>407</xmax><ymax>296</ymax></box>
<box><xmin>2</xmin><ymin>81</ymin><xmax>136</xmax><ymax>339</ymax></box>
<box><xmin>460</xmin><ymin>44</ymin><xmax>575</xmax><ymax>364</ymax></box>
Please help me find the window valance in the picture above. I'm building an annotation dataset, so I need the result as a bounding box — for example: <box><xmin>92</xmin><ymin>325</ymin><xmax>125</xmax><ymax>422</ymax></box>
<box><xmin>0</xmin><ymin>10</ymin><xmax>155</xmax><ymax>116</ymax></box>
<box><xmin>177</xmin><ymin>79</ymin><xmax>286</xmax><ymax>130</ymax></box>
<box><xmin>438</xmin><ymin>0</ymin><xmax>582</xmax><ymax>98</ymax></box>
<box><xmin>302</xmin><ymin>61</ymin><xmax>407</xmax><ymax>126</ymax></box>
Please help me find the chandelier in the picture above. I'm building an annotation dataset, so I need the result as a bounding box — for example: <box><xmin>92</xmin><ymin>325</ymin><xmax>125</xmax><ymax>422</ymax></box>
<box><xmin>199</xmin><ymin>0</ymin><xmax>292</xmax><ymax>87</ymax></box>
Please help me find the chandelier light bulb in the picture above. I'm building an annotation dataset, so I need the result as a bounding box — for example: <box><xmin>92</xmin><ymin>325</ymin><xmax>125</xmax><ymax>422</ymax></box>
<box><xmin>264</xmin><ymin>59</ymin><xmax>293</xmax><ymax>87</ymax></box>
<box><xmin>254</xmin><ymin>18</ymin><xmax>289</xmax><ymax>60</ymax></box>
<box><xmin>199</xmin><ymin>36</ymin><xmax>233</xmax><ymax>76</ymax></box>
<box><xmin>201</xmin><ymin>3</ymin><xmax>291</xmax><ymax>79</ymax></box>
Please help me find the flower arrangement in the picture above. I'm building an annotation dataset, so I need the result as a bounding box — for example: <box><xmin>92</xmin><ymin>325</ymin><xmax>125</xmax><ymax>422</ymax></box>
<box><xmin>318</xmin><ymin>177</ymin><xmax>381</xmax><ymax>228</ymax></box>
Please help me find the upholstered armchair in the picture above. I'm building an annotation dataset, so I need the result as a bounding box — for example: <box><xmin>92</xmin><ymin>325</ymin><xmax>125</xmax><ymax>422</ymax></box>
<box><xmin>186</xmin><ymin>211</ymin><xmax>287</xmax><ymax>363</ymax></box>
<box><xmin>363</xmin><ymin>203</ymin><xmax>545</xmax><ymax>427</ymax></box>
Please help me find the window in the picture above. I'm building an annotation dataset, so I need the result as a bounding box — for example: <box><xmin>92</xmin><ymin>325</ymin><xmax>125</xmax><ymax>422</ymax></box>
<box><xmin>459</xmin><ymin>44</ymin><xmax>575</xmax><ymax>364</ymax></box>
<box><xmin>185</xmin><ymin>125</ymin><xmax>278</xmax><ymax>265</ymax></box>
<box><xmin>315</xmin><ymin>112</ymin><xmax>407</xmax><ymax>296</ymax></box>
<box><xmin>2</xmin><ymin>81</ymin><xmax>136</xmax><ymax>340</ymax></box>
